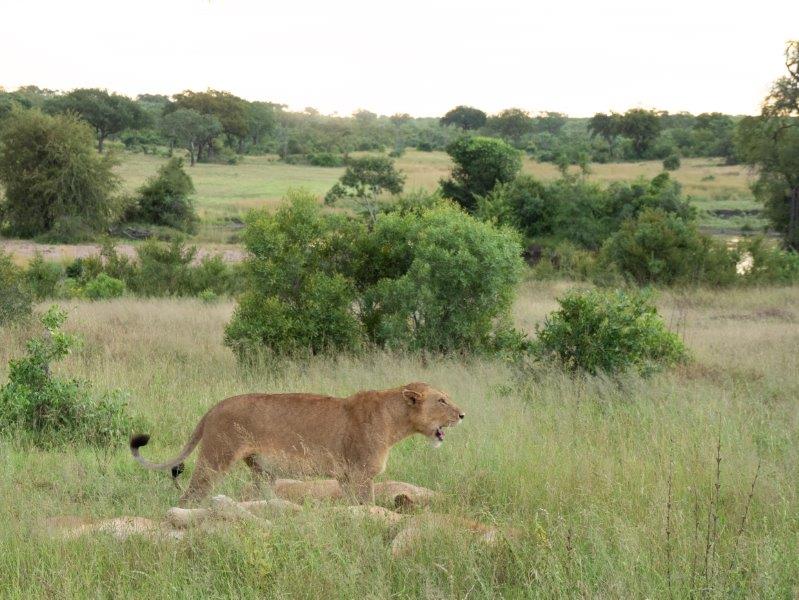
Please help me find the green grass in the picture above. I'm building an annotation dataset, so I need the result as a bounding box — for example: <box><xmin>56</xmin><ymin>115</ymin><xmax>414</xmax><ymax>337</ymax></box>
<box><xmin>1</xmin><ymin>282</ymin><xmax>797</xmax><ymax>597</ymax></box>
<box><xmin>114</xmin><ymin>151</ymin><xmax>761</xmax><ymax>239</ymax></box>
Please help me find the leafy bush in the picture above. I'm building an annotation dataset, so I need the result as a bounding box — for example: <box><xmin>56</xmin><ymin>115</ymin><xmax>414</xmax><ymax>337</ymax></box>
<box><xmin>0</xmin><ymin>251</ymin><xmax>32</xmax><ymax>325</ymax></box>
<box><xmin>601</xmin><ymin>209</ymin><xmax>737</xmax><ymax>285</ymax></box>
<box><xmin>25</xmin><ymin>253</ymin><xmax>63</xmax><ymax>300</ymax></box>
<box><xmin>308</xmin><ymin>152</ymin><xmax>345</xmax><ymax>167</ymax></box>
<box><xmin>0</xmin><ymin>306</ymin><xmax>137</xmax><ymax>447</ymax></box>
<box><xmin>0</xmin><ymin>109</ymin><xmax>119</xmax><ymax>238</ymax></box>
<box><xmin>225</xmin><ymin>190</ymin><xmax>526</xmax><ymax>359</ymax></box>
<box><xmin>663</xmin><ymin>154</ymin><xmax>681</xmax><ymax>171</ymax></box>
<box><xmin>738</xmin><ymin>237</ymin><xmax>799</xmax><ymax>284</ymax></box>
<box><xmin>130</xmin><ymin>238</ymin><xmax>195</xmax><ymax>296</ymax></box>
<box><xmin>440</xmin><ymin>136</ymin><xmax>522</xmax><ymax>212</ymax></box>
<box><xmin>225</xmin><ymin>191</ymin><xmax>364</xmax><ymax>358</ymax></box>
<box><xmin>536</xmin><ymin>289</ymin><xmax>687</xmax><ymax>375</ymax></box>
<box><xmin>131</xmin><ymin>157</ymin><xmax>198</xmax><ymax>232</ymax></box>
<box><xmin>84</xmin><ymin>273</ymin><xmax>126</xmax><ymax>300</ymax></box>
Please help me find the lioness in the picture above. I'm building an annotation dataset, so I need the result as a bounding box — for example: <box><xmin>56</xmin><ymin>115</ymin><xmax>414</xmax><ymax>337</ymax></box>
<box><xmin>130</xmin><ymin>382</ymin><xmax>464</xmax><ymax>506</ymax></box>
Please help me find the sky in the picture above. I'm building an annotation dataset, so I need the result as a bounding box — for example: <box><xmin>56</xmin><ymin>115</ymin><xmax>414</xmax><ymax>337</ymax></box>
<box><xmin>1</xmin><ymin>0</ymin><xmax>797</xmax><ymax>117</ymax></box>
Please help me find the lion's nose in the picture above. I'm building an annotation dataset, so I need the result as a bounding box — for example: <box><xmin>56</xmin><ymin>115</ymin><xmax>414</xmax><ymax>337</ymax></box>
<box><xmin>459</xmin><ymin>413</ymin><xmax>465</xmax><ymax>420</ymax></box>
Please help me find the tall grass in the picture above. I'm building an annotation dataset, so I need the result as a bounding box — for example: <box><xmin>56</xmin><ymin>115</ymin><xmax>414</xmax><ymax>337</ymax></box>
<box><xmin>1</xmin><ymin>283</ymin><xmax>797</xmax><ymax>597</ymax></box>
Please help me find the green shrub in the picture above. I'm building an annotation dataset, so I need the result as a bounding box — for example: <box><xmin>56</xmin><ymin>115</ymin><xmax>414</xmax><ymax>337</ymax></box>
<box><xmin>186</xmin><ymin>255</ymin><xmax>241</xmax><ymax>296</ymax></box>
<box><xmin>738</xmin><ymin>237</ymin><xmax>799</xmax><ymax>284</ymax></box>
<box><xmin>84</xmin><ymin>273</ymin><xmax>126</xmax><ymax>300</ymax></box>
<box><xmin>0</xmin><ymin>251</ymin><xmax>32</xmax><ymax>325</ymax></box>
<box><xmin>225</xmin><ymin>190</ymin><xmax>526</xmax><ymax>359</ymax></box>
<box><xmin>225</xmin><ymin>191</ymin><xmax>364</xmax><ymax>359</ymax></box>
<box><xmin>24</xmin><ymin>253</ymin><xmax>63</xmax><ymax>300</ymax></box>
<box><xmin>363</xmin><ymin>204</ymin><xmax>525</xmax><ymax>352</ymax></box>
<box><xmin>132</xmin><ymin>157</ymin><xmax>198</xmax><ymax>233</ymax></box>
<box><xmin>0</xmin><ymin>306</ymin><xmax>137</xmax><ymax>447</ymax></box>
<box><xmin>198</xmin><ymin>289</ymin><xmax>218</xmax><ymax>303</ymax></box>
<box><xmin>130</xmin><ymin>238</ymin><xmax>195</xmax><ymax>296</ymax></box>
<box><xmin>0</xmin><ymin>109</ymin><xmax>119</xmax><ymax>238</ymax></box>
<box><xmin>601</xmin><ymin>208</ymin><xmax>737</xmax><ymax>285</ymax></box>
<box><xmin>308</xmin><ymin>152</ymin><xmax>345</xmax><ymax>167</ymax></box>
<box><xmin>663</xmin><ymin>154</ymin><xmax>681</xmax><ymax>171</ymax></box>
<box><xmin>536</xmin><ymin>289</ymin><xmax>687</xmax><ymax>375</ymax></box>
<box><xmin>35</xmin><ymin>216</ymin><xmax>98</xmax><ymax>243</ymax></box>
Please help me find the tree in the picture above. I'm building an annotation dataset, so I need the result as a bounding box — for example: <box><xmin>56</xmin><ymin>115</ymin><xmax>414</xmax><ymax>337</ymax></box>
<box><xmin>737</xmin><ymin>41</ymin><xmax>799</xmax><ymax>249</ymax></box>
<box><xmin>0</xmin><ymin>110</ymin><xmax>119</xmax><ymax>237</ymax></box>
<box><xmin>486</xmin><ymin>108</ymin><xmax>534</xmax><ymax>146</ymax></box>
<box><xmin>45</xmin><ymin>88</ymin><xmax>149</xmax><ymax>152</ymax></box>
<box><xmin>159</xmin><ymin>108</ymin><xmax>222</xmax><ymax>165</ymax></box>
<box><xmin>169</xmin><ymin>90</ymin><xmax>249</xmax><ymax>152</ymax></box>
<box><xmin>618</xmin><ymin>109</ymin><xmax>661</xmax><ymax>158</ymax></box>
<box><xmin>247</xmin><ymin>101</ymin><xmax>277</xmax><ymax>147</ymax></box>
<box><xmin>440</xmin><ymin>136</ymin><xmax>521</xmax><ymax>212</ymax></box>
<box><xmin>588</xmin><ymin>112</ymin><xmax>622</xmax><ymax>146</ymax></box>
<box><xmin>533</xmin><ymin>111</ymin><xmax>567</xmax><ymax>135</ymax></box>
<box><xmin>440</xmin><ymin>105</ymin><xmax>487</xmax><ymax>131</ymax></box>
<box><xmin>325</xmin><ymin>156</ymin><xmax>405</xmax><ymax>222</ymax></box>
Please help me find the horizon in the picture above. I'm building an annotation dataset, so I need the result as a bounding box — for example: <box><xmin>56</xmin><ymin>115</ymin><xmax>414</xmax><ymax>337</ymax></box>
<box><xmin>1</xmin><ymin>0</ymin><xmax>798</xmax><ymax>118</ymax></box>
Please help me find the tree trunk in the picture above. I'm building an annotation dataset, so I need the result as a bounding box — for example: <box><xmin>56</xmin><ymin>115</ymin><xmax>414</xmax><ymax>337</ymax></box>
<box><xmin>789</xmin><ymin>186</ymin><xmax>799</xmax><ymax>251</ymax></box>
<box><xmin>189</xmin><ymin>141</ymin><xmax>196</xmax><ymax>167</ymax></box>
<box><xmin>97</xmin><ymin>133</ymin><xmax>105</xmax><ymax>153</ymax></box>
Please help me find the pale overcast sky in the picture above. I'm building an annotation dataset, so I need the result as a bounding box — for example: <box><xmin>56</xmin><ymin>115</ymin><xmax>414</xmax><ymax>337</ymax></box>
<box><xmin>1</xmin><ymin>0</ymin><xmax>796</xmax><ymax>117</ymax></box>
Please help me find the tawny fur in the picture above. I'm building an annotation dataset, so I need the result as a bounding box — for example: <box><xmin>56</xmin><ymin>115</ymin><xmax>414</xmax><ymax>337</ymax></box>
<box><xmin>130</xmin><ymin>382</ymin><xmax>464</xmax><ymax>506</ymax></box>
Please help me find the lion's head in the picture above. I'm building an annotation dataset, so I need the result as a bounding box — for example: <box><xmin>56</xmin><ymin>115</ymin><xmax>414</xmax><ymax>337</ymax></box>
<box><xmin>401</xmin><ymin>382</ymin><xmax>464</xmax><ymax>447</ymax></box>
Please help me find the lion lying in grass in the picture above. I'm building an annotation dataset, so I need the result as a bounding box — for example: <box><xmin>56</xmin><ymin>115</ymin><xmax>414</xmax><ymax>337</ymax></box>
<box><xmin>130</xmin><ymin>382</ymin><xmax>465</xmax><ymax>506</ymax></box>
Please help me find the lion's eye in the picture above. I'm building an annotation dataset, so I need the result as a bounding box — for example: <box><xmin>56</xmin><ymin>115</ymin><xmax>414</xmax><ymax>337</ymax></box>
<box><xmin>438</xmin><ymin>398</ymin><xmax>446</xmax><ymax>404</ymax></box>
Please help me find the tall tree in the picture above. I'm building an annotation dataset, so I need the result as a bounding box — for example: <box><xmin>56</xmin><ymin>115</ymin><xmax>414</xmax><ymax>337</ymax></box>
<box><xmin>324</xmin><ymin>156</ymin><xmax>405</xmax><ymax>223</ymax></box>
<box><xmin>737</xmin><ymin>40</ymin><xmax>799</xmax><ymax>249</ymax></box>
<box><xmin>45</xmin><ymin>88</ymin><xmax>149</xmax><ymax>152</ymax></box>
<box><xmin>440</xmin><ymin>105</ymin><xmax>487</xmax><ymax>131</ymax></box>
<box><xmin>588</xmin><ymin>112</ymin><xmax>622</xmax><ymax>146</ymax></box>
<box><xmin>169</xmin><ymin>90</ymin><xmax>249</xmax><ymax>153</ymax></box>
<box><xmin>618</xmin><ymin>109</ymin><xmax>661</xmax><ymax>158</ymax></box>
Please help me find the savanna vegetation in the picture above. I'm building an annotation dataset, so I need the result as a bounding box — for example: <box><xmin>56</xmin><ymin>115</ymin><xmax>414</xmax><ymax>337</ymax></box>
<box><xmin>0</xmin><ymin>38</ymin><xmax>798</xmax><ymax>600</ymax></box>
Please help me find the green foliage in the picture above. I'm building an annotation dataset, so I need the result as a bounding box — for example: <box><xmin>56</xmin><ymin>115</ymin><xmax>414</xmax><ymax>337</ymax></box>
<box><xmin>440</xmin><ymin>136</ymin><xmax>522</xmax><ymax>212</ymax></box>
<box><xmin>601</xmin><ymin>209</ymin><xmax>737</xmax><ymax>285</ymax></box>
<box><xmin>663</xmin><ymin>153</ymin><xmax>681</xmax><ymax>170</ymax></box>
<box><xmin>84</xmin><ymin>273</ymin><xmax>126</xmax><ymax>300</ymax></box>
<box><xmin>25</xmin><ymin>253</ymin><xmax>63</xmax><ymax>300</ymax></box>
<box><xmin>0</xmin><ymin>109</ymin><xmax>120</xmax><ymax>238</ymax></box>
<box><xmin>159</xmin><ymin>108</ymin><xmax>223</xmax><ymax>166</ymax></box>
<box><xmin>225</xmin><ymin>190</ymin><xmax>526</xmax><ymax>360</ymax></box>
<box><xmin>0</xmin><ymin>251</ymin><xmax>32</xmax><ymax>325</ymax></box>
<box><xmin>44</xmin><ymin>88</ymin><xmax>149</xmax><ymax>152</ymax></box>
<box><xmin>225</xmin><ymin>190</ymin><xmax>364</xmax><ymax>358</ymax></box>
<box><xmin>737</xmin><ymin>237</ymin><xmax>799</xmax><ymax>284</ymax></box>
<box><xmin>486</xmin><ymin>108</ymin><xmax>534</xmax><ymax>146</ymax></box>
<box><xmin>130</xmin><ymin>238</ymin><xmax>196</xmax><ymax>297</ymax></box>
<box><xmin>324</xmin><ymin>155</ymin><xmax>405</xmax><ymax>221</ymax></box>
<box><xmin>131</xmin><ymin>157</ymin><xmax>198</xmax><ymax>232</ymax></box>
<box><xmin>0</xmin><ymin>306</ymin><xmax>136</xmax><ymax>447</ymax></box>
<box><xmin>440</xmin><ymin>105</ymin><xmax>487</xmax><ymax>130</ymax></box>
<box><xmin>536</xmin><ymin>288</ymin><xmax>687</xmax><ymax>375</ymax></box>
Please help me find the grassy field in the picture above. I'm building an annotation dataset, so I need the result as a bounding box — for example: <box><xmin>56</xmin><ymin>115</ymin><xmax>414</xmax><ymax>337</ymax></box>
<box><xmin>116</xmin><ymin>150</ymin><xmax>764</xmax><ymax>237</ymax></box>
<box><xmin>1</xmin><ymin>281</ymin><xmax>797</xmax><ymax>597</ymax></box>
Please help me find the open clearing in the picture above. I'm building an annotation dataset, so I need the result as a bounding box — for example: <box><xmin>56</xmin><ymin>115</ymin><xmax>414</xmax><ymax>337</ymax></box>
<box><xmin>1</xmin><ymin>281</ymin><xmax>797</xmax><ymax>597</ymax></box>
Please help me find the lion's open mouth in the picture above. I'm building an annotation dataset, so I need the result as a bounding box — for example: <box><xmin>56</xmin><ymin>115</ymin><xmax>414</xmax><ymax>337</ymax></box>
<box><xmin>434</xmin><ymin>427</ymin><xmax>445</xmax><ymax>441</ymax></box>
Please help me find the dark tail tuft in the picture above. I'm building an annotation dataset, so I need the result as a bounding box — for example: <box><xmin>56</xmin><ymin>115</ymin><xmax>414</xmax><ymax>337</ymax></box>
<box><xmin>171</xmin><ymin>462</ymin><xmax>185</xmax><ymax>479</ymax></box>
<box><xmin>130</xmin><ymin>433</ymin><xmax>150</xmax><ymax>449</ymax></box>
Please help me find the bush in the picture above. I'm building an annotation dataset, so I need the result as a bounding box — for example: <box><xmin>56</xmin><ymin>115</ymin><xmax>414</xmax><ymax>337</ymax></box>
<box><xmin>601</xmin><ymin>208</ymin><xmax>737</xmax><ymax>285</ymax></box>
<box><xmin>0</xmin><ymin>109</ymin><xmax>119</xmax><ymax>238</ymax></box>
<box><xmin>536</xmin><ymin>289</ymin><xmax>687</xmax><ymax>375</ymax></box>
<box><xmin>0</xmin><ymin>306</ymin><xmax>137</xmax><ymax>447</ymax></box>
<box><xmin>130</xmin><ymin>238</ymin><xmax>195</xmax><ymax>296</ymax></box>
<box><xmin>0</xmin><ymin>251</ymin><xmax>32</xmax><ymax>325</ymax></box>
<box><xmin>84</xmin><ymin>273</ymin><xmax>126</xmax><ymax>300</ymax></box>
<box><xmin>225</xmin><ymin>190</ymin><xmax>526</xmax><ymax>359</ymax></box>
<box><xmin>738</xmin><ymin>237</ymin><xmax>799</xmax><ymax>284</ymax></box>
<box><xmin>25</xmin><ymin>253</ymin><xmax>63</xmax><ymax>300</ymax></box>
<box><xmin>225</xmin><ymin>191</ymin><xmax>364</xmax><ymax>359</ymax></box>
<box><xmin>131</xmin><ymin>157</ymin><xmax>198</xmax><ymax>233</ymax></box>
<box><xmin>308</xmin><ymin>152</ymin><xmax>345</xmax><ymax>167</ymax></box>
<box><xmin>663</xmin><ymin>154</ymin><xmax>681</xmax><ymax>171</ymax></box>
<box><xmin>440</xmin><ymin>136</ymin><xmax>522</xmax><ymax>212</ymax></box>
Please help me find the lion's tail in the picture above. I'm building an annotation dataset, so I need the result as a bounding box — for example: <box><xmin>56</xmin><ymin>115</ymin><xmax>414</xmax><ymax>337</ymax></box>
<box><xmin>129</xmin><ymin>416</ymin><xmax>206</xmax><ymax>474</ymax></box>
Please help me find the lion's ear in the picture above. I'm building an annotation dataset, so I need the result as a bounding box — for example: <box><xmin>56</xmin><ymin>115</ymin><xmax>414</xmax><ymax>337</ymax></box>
<box><xmin>402</xmin><ymin>388</ymin><xmax>422</xmax><ymax>405</ymax></box>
